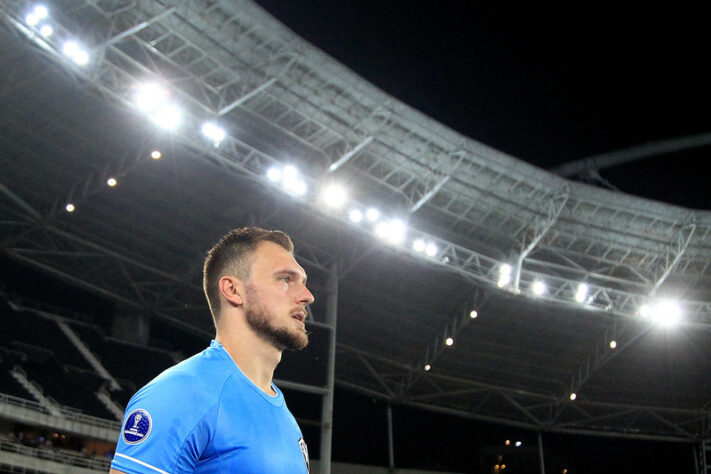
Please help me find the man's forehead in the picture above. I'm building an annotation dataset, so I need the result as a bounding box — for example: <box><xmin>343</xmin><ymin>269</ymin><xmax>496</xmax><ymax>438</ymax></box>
<box><xmin>253</xmin><ymin>241</ymin><xmax>307</xmax><ymax>277</ymax></box>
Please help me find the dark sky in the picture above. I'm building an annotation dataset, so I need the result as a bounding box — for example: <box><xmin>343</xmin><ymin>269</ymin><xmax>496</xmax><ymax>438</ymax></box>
<box><xmin>254</xmin><ymin>2</ymin><xmax>711</xmax><ymax>210</ymax></box>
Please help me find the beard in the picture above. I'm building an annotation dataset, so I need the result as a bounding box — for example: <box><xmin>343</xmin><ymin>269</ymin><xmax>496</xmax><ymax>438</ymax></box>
<box><xmin>244</xmin><ymin>286</ymin><xmax>308</xmax><ymax>351</ymax></box>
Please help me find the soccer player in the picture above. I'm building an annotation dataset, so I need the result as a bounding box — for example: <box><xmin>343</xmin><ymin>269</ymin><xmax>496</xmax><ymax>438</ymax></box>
<box><xmin>110</xmin><ymin>227</ymin><xmax>314</xmax><ymax>473</ymax></box>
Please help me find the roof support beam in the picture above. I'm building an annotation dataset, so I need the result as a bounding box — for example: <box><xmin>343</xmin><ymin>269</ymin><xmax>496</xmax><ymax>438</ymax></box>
<box><xmin>328</xmin><ymin>136</ymin><xmax>373</xmax><ymax>172</ymax></box>
<box><xmin>513</xmin><ymin>188</ymin><xmax>569</xmax><ymax>290</ymax></box>
<box><xmin>651</xmin><ymin>221</ymin><xmax>696</xmax><ymax>295</ymax></box>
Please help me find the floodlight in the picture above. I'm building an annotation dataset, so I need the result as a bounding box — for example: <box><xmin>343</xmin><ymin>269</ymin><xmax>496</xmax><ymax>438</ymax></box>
<box><xmin>412</xmin><ymin>238</ymin><xmax>426</xmax><ymax>252</ymax></box>
<box><xmin>504</xmin><ymin>440</ymin><xmax>510</xmax><ymax>446</ymax></box>
<box><xmin>424</xmin><ymin>364</ymin><xmax>431</xmax><ymax>371</ymax></box>
<box><xmin>445</xmin><ymin>337</ymin><xmax>454</xmax><ymax>346</ymax></box>
<box><xmin>609</xmin><ymin>340</ymin><xmax>617</xmax><ymax>349</ymax></box>
<box><xmin>280</xmin><ymin>166</ymin><xmax>307</xmax><ymax>196</ymax></box>
<box><xmin>515</xmin><ymin>441</ymin><xmax>522</xmax><ymax>447</ymax></box>
<box><xmin>375</xmin><ymin>219</ymin><xmax>406</xmax><ymax>245</ymax></box>
<box><xmin>531</xmin><ymin>280</ymin><xmax>546</xmax><ymax>296</ymax></box>
<box><xmin>266</xmin><ymin>167</ymin><xmax>282</xmax><ymax>182</ymax></box>
<box><xmin>26</xmin><ymin>13</ymin><xmax>39</xmax><ymax>26</ymax></box>
<box><xmin>497</xmin><ymin>264</ymin><xmax>512</xmax><ymax>288</ymax></box>
<box><xmin>152</xmin><ymin>104</ymin><xmax>182</xmax><ymax>130</ymax></box>
<box><xmin>365</xmin><ymin>207</ymin><xmax>380</xmax><ymax>222</ymax></box>
<box><xmin>65</xmin><ymin>203</ymin><xmax>75</xmax><ymax>212</ymax></box>
<box><xmin>201</xmin><ymin>122</ymin><xmax>226</xmax><ymax>144</ymax></box>
<box><xmin>348</xmin><ymin>209</ymin><xmax>363</xmax><ymax>223</ymax></box>
<box><xmin>575</xmin><ymin>283</ymin><xmax>588</xmax><ymax>303</ymax></box>
<box><xmin>62</xmin><ymin>41</ymin><xmax>89</xmax><ymax>66</ymax></box>
<box><xmin>107</xmin><ymin>178</ymin><xmax>117</xmax><ymax>187</ymax></box>
<box><xmin>135</xmin><ymin>83</ymin><xmax>168</xmax><ymax>112</ymax></box>
<box><xmin>569</xmin><ymin>393</ymin><xmax>577</xmax><ymax>401</ymax></box>
<box><xmin>638</xmin><ymin>304</ymin><xmax>651</xmax><ymax>318</ymax></box>
<box><xmin>425</xmin><ymin>243</ymin><xmax>437</xmax><ymax>257</ymax></box>
<box><xmin>151</xmin><ymin>150</ymin><xmax>162</xmax><ymax>159</ymax></box>
<box><xmin>470</xmin><ymin>310</ymin><xmax>478</xmax><ymax>319</ymax></box>
<box><xmin>33</xmin><ymin>5</ymin><xmax>48</xmax><ymax>19</ymax></box>
<box><xmin>651</xmin><ymin>299</ymin><xmax>682</xmax><ymax>327</ymax></box>
<box><xmin>321</xmin><ymin>183</ymin><xmax>348</xmax><ymax>209</ymax></box>
<box><xmin>39</xmin><ymin>24</ymin><xmax>53</xmax><ymax>37</ymax></box>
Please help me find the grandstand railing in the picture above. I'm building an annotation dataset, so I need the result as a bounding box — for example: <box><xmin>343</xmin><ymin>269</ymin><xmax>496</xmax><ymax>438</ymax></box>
<box><xmin>0</xmin><ymin>392</ymin><xmax>121</xmax><ymax>432</ymax></box>
<box><xmin>0</xmin><ymin>438</ymin><xmax>111</xmax><ymax>471</ymax></box>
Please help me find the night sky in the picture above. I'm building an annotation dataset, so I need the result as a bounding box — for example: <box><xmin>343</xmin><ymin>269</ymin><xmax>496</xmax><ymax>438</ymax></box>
<box><xmin>254</xmin><ymin>2</ymin><xmax>711</xmax><ymax>210</ymax></box>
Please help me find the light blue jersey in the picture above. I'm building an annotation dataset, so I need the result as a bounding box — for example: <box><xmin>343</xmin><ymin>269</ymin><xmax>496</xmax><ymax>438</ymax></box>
<box><xmin>111</xmin><ymin>340</ymin><xmax>309</xmax><ymax>473</ymax></box>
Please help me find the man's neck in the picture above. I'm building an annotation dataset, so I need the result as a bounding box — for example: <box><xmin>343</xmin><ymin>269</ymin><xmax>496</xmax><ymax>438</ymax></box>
<box><xmin>215</xmin><ymin>328</ymin><xmax>282</xmax><ymax>395</ymax></box>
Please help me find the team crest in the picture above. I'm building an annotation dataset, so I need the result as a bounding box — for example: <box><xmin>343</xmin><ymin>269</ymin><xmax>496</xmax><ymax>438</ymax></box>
<box><xmin>122</xmin><ymin>409</ymin><xmax>152</xmax><ymax>445</ymax></box>
<box><xmin>298</xmin><ymin>436</ymin><xmax>310</xmax><ymax>473</ymax></box>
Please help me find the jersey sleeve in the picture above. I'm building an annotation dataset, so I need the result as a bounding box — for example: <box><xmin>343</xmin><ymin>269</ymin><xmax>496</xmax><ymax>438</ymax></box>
<box><xmin>111</xmin><ymin>376</ymin><xmax>216</xmax><ymax>474</ymax></box>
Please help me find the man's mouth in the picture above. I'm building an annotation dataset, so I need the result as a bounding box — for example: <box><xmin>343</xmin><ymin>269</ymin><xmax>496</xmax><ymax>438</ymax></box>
<box><xmin>291</xmin><ymin>311</ymin><xmax>306</xmax><ymax>324</ymax></box>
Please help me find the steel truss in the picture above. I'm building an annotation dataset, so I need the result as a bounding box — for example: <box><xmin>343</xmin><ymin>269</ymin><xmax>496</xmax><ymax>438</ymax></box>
<box><xmin>1</xmin><ymin>0</ymin><xmax>710</xmax><ymax>445</ymax></box>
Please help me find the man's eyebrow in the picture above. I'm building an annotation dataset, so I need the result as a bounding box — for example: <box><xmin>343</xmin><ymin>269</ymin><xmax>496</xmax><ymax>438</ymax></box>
<box><xmin>274</xmin><ymin>269</ymin><xmax>308</xmax><ymax>284</ymax></box>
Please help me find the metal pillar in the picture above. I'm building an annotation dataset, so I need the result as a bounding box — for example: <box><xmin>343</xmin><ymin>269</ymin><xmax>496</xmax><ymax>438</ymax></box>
<box><xmin>387</xmin><ymin>402</ymin><xmax>395</xmax><ymax>471</ymax></box>
<box><xmin>537</xmin><ymin>431</ymin><xmax>546</xmax><ymax>474</ymax></box>
<box><xmin>319</xmin><ymin>261</ymin><xmax>338</xmax><ymax>474</ymax></box>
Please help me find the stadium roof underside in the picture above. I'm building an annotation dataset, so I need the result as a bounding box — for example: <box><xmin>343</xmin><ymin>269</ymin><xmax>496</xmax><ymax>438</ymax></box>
<box><xmin>1</xmin><ymin>0</ymin><xmax>710</xmax><ymax>442</ymax></box>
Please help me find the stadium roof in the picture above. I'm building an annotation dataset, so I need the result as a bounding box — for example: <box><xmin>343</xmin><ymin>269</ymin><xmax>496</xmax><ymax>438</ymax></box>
<box><xmin>1</xmin><ymin>0</ymin><xmax>710</xmax><ymax>442</ymax></box>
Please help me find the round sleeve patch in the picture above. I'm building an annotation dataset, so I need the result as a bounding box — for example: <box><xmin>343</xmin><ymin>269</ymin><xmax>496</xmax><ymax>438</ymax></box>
<box><xmin>122</xmin><ymin>409</ymin><xmax>152</xmax><ymax>445</ymax></box>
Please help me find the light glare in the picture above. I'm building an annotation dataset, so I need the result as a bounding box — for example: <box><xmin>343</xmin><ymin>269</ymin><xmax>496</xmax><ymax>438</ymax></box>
<box><xmin>425</xmin><ymin>243</ymin><xmax>438</xmax><ymax>257</ymax></box>
<box><xmin>39</xmin><ymin>24</ymin><xmax>53</xmax><ymax>37</ymax></box>
<box><xmin>266</xmin><ymin>167</ymin><xmax>282</xmax><ymax>182</ymax></box>
<box><xmin>531</xmin><ymin>280</ymin><xmax>546</xmax><ymax>296</ymax></box>
<box><xmin>151</xmin><ymin>150</ymin><xmax>162</xmax><ymax>159</ymax></box>
<box><xmin>348</xmin><ymin>209</ymin><xmax>363</xmax><ymax>223</ymax></box>
<box><xmin>107</xmin><ymin>178</ymin><xmax>117</xmax><ymax>187</ymax></box>
<box><xmin>321</xmin><ymin>184</ymin><xmax>348</xmax><ymax>209</ymax></box>
<box><xmin>609</xmin><ymin>340</ymin><xmax>617</xmax><ymax>349</ymax></box>
<box><xmin>26</xmin><ymin>13</ymin><xmax>38</xmax><ymax>26</ymax></box>
<box><xmin>445</xmin><ymin>337</ymin><xmax>454</xmax><ymax>346</ymax></box>
<box><xmin>575</xmin><ymin>283</ymin><xmax>589</xmax><ymax>303</ymax></box>
<box><xmin>152</xmin><ymin>104</ymin><xmax>182</xmax><ymax>130</ymax></box>
<box><xmin>498</xmin><ymin>264</ymin><xmax>512</xmax><ymax>288</ymax></box>
<box><xmin>366</xmin><ymin>207</ymin><xmax>380</xmax><ymax>222</ymax></box>
<box><xmin>135</xmin><ymin>83</ymin><xmax>168</xmax><ymax>112</ymax></box>
<box><xmin>201</xmin><ymin>122</ymin><xmax>226</xmax><ymax>144</ymax></box>
<box><xmin>375</xmin><ymin>219</ymin><xmax>406</xmax><ymax>245</ymax></box>
<box><xmin>62</xmin><ymin>41</ymin><xmax>89</xmax><ymax>66</ymax></box>
<box><xmin>34</xmin><ymin>5</ymin><xmax>48</xmax><ymax>19</ymax></box>
<box><xmin>424</xmin><ymin>364</ymin><xmax>431</xmax><ymax>371</ymax></box>
<box><xmin>470</xmin><ymin>310</ymin><xmax>478</xmax><ymax>318</ymax></box>
<box><xmin>569</xmin><ymin>392</ymin><xmax>577</xmax><ymax>401</ymax></box>
<box><xmin>65</xmin><ymin>203</ymin><xmax>75</xmax><ymax>212</ymax></box>
<box><xmin>412</xmin><ymin>239</ymin><xmax>426</xmax><ymax>252</ymax></box>
<box><xmin>515</xmin><ymin>441</ymin><xmax>522</xmax><ymax>447</ymax></box>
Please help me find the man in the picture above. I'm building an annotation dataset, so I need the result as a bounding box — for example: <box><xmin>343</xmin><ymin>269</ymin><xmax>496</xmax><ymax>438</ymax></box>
<box><xmin>110</xmin><ymin>227</ymin><xmax>314</xmax><ymax>473</ymax></box>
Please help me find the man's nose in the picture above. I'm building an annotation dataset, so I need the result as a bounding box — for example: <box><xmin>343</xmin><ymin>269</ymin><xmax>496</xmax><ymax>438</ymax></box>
<box><xmin>298</xmin><ymin>285</ymin><xmax>315</xmax><ymax>305</ymax></box>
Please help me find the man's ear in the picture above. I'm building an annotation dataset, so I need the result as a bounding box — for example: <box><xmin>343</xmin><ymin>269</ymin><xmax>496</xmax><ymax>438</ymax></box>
<box><xmin>219</xmin><ymin>276</ymin><xmax>244</xmax><ymax>307</ymax></box>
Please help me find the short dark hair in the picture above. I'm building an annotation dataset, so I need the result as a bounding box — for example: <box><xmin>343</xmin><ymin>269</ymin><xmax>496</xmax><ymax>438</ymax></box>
<box><xmin>203</xmin><ymin>227</ymin><xmax>294</xmax><ymax>325</ymax></box>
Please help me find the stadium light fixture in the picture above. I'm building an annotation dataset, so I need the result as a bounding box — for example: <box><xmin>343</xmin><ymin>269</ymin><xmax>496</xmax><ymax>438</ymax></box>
<box><xmin>424</xmin><ymin>364</ymin><xmax>431</xmax><ymax>371</ymax></box>
<box><xmin>470</xmin><ymin>310</ymin><xmax>478</xmax><ymax>319</ymax></box>
<box><xmin>515</xmin><ymin>441</ymin><xmax>522</xmax><ymax>447</ymax></box>
<box><xmin>268</xmin><ymin>165</ymin><xmax>308</xmax><ymax>197</ymax></box>
<box><xmin>412</xmin><ymin>238</ymin><xmax>426</xmax><ymax>252</ymax></box>
<box><xmin>26</xmin><ymin>13</ymin><xmax>39</xmax><ymax>26</ymax></box>
<box><xmin>609</xmin><ymin>340</ymin><xmax>617</xmax><ymax>349</ymax></box>
<box><xmin>575</xmin><ymin>283</ymin><xmax>588</xmax><ymax>303</ymax></box>
<box><xmin>498</xmin><ymin>264</ymin><xmax>512</xmax><ymax>288</ymax></box>
<box><xmin>62</xmin><ymin>41</ymin><xmax>89</xmax><ymax>66</ymax></box>
<box><xmin>365</xmin><ymin>207</ymin><xmax>380</xmax><ymax>222</ymax></box>
<box><xmin>348</xmin><ymin>209</ymin><xmax>363</xmax><ymax>223</ymax></box>
<box><xmin>65</xmin><ymin>203</ymin><xmax>75</xmax><ymax>212</ymax></box>
<box><xmin>569</xmin><ymin>392</ymin><xmax>577</xmax><ymax>401</ymax></box>
<box><xmin>375</xmin><ymin>219</ymin><xmax>406</xmax><ymax>245</ymax></box>
<box><xmin>25</xmin><ymin>5</ymin><xmax>47</xmax><ymax>27</ymax></box>
<box><xmin>266</xmin><ymin>166</ymin><xmax>281</xmax><ymax>182</ymax></box>
<box><xmin>639</xmin><ymin>299</ymin><xmax>682</xmax><ymax>327</ymax></box>
<box><xmin>425</xmin><ymin>243</ymin><xmax>438</xmax><ymax>257</ymax></box>
<box><xmin>321</xmin><ymin>183</ymin><xmax>348</xmax><ymax>209</ymax></box>
<box><xmin>39</xmin><ymin>24</ymin><xmax>53</xmax><ymax>37</ymax></box>
<box><xmin>531</xmin><ymin>280</ymin><xmax>546</xmax><ymax>296</ymax></box>
<box><xmin>445</xmin><ymin>337</ymin><xmax>454</xmax><ymax>346</ymax></box>
<box><xmin>151</xmin><ymin>150</ymin><xmax>162</xmax><ymax>160</ymax></box>
<box><xmin>107</xmin><ymin>178</ymin><xmax>117</xmax><ymax>187</ymax></box>
<box><xmin>201</xmin><ymin>122</ymin><xmax>226</xmax><ymax>146</ymax></box>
